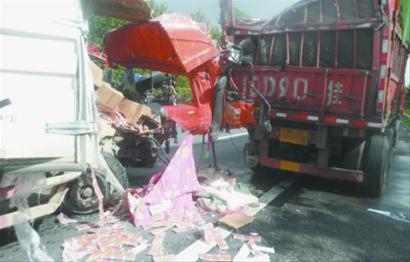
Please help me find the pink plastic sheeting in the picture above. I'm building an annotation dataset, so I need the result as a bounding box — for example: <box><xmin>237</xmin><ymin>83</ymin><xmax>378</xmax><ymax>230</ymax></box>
<box><xmin>125</xmin><ymin>134</ymin><xmax>203</xmax><ymax>228</ymax></box>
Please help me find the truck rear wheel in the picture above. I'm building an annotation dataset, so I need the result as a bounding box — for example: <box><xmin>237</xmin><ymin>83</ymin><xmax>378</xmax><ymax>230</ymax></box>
<box><xmin>362</xmin><ymin>134</ymin><xmax>390</xmax><ymax>198</ymax></box>
<box><xmin>102</xmin><ymin>151</ymin><xmax>129</xmax><ymax>189</ymax></box>
<box><xmin>138</xmin><ymin>140</ymin><xmax>157</xmax><ymax>168</ymax></box>
<box><xmin>62</xmin><ymin>172</ymin><xmax>109</xmax><ymax>215</ymax></box>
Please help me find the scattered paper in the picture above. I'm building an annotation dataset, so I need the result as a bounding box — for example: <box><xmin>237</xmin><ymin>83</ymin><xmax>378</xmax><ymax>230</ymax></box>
<box><xmin>199</xmin><ymin>253</ymin><xmax>232</xmax><ymax>262</ymax></box>
<box><xmin>56</xmin><ymin>213</ymin><xmax>78</xmax><ymax>225</ymax></box>
<box><xmin>233</xmin><ymin>244</ymin><xmax>250</xmax><ymax>262</ymax></box>
<box><xmin>232</xmin><ymin>233</ymin><xmax>261</xmax><ymax>243</ymax></box>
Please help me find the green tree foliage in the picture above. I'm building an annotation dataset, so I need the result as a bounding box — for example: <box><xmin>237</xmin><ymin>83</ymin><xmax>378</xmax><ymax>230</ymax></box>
<box><xmin>190</xmin><ymin>10</ymin><xmax>222</xmax><ymax>44</ymax></box>
<box><xmin>88</xmin><ymin>16</ymin><xmax>128</xmax><ymax>47</ymax></box>
<box><xmin>88</xmin><ymin>0</ymin><xmax>168</xmax><ymax>47</ymax></box>
<box><xmin>234</xmin><ymin>7</ymin><xmax>251</xmax><ymax>21</ymax></box>
<box><xmin>147</xmin><ymin>0</ymin><xmax>169</xmax><ymax>17</ymax></box>
<box><xmin>176</xmin><ymin>76</ymin><xmax>192</xmax><ymax>103</ymax></box>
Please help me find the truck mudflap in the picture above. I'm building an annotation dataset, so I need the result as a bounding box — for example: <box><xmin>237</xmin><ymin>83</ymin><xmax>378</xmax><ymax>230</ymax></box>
<box><xmin>256</xmin><ymin>142</ymin><xmax>364</xmax><ymax>183</ymax></box>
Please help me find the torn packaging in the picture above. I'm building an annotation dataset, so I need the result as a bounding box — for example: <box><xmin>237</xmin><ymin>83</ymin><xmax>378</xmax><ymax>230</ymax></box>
<box><xmin>147</xmin><ymin>232</ymin><xmax>165</xmax><ymax>257</ymax></box>
<box><xmin>199</xmin><ymin>253</ymin><xmax>232</xmax><ymax>262</ymax></box>
<box><xmin>126</xmin><ymin>134</ymin><xmax>201</xmax><ymax>228</ymax></box>
<box><xmin>202</xmin><ymin>223</ymin><xmax>229</xmax><ymax>250</ymax></box>
<box><xmin>232</xmin><ymin>233</ymin><xmax>261</xmax><ymax>243</ymax></box>
<box><xmin>62</xmin><ymin>225</ymin><xmax>145</xmax><ymax>261</ymax></box>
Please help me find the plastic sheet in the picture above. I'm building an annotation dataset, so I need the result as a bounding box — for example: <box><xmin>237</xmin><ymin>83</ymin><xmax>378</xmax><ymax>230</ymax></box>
<box><xmin>11</xmin><ymin>196</ymin><xmax>53</xmax><ymax>262</ymax></box>
<box><xmin>5</xmin><ymin>172</ymin><xmax>53</xmax><ymax>261</ymax></box>
<box><xmin>125</xmin><ymin>134</ymin><xmax>203</xmax><ymax>228</ymax></box>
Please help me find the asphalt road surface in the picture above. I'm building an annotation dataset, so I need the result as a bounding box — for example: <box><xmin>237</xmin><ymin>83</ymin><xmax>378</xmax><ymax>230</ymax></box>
<box><xmin>0</xmin><ymin>126</ymin><xmax>409</xmax><ymax>261</ymax></box>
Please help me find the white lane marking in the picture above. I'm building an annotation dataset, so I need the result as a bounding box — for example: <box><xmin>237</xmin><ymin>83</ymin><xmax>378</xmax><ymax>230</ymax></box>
<box><xmin>217</xmin><ymin>132</ymin><xmax>248</xmax><ymax>141</ymax></box>
<box><xmin>246</xmin><ymin>178</ymin><xmax>295</xmax><ymax>216</ymax></box>
<box><xmin>175</xmin><ymin>178</ymin><xmax>296</xmax><ymax>262</ymax></box>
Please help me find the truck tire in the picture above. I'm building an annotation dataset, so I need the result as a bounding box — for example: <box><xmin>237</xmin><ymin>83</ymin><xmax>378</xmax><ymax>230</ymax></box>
<box><xmin>362</xmin><ymin>134</ymin><xmax>390</xmax><ymax>198</ymax></box>
<box><xmin>102</xmin><ymin>151</ymin><xmax>129</xmax><ymax>189</ymax></box>
<box><xmin>62</xmin><ymin>172</ymin><xmax>110</xmax><ymax>215</ymax></box>
<box><xmin>139</xmin><ymin>140</ymin><xmax>157</xmax><ymax>168</ymax></box>
<box><xmin>392</xmin><ymin>120</ymin><xmax>401</xmax><ymax>148</ymax></box>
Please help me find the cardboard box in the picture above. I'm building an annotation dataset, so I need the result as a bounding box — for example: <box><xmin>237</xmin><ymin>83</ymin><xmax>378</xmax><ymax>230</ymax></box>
<box><xmin>96</xmin><ymin>83</ymin><xmax>124</xmax><ymax>110</ymax></box>
<box><xmin>88</xmin><ymin>60</ymin><xmax>104</xmax><ymax>89</ymax></box>
<box><xmin>119</xmin><ymin>99</ymin><xmax>154</xmax><ymax>124</ymax></box>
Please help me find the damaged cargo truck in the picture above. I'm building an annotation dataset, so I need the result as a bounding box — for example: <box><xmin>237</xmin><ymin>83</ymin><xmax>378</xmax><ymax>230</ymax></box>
<box><xmin>0</xmin><ymin>0</ymin><xmax>153</xmax><ymax>229</ymax></box>
<box><xmin>221</xmin><ymin>0</ymin><xmax>409</xmax><ymax>197</ymax></box>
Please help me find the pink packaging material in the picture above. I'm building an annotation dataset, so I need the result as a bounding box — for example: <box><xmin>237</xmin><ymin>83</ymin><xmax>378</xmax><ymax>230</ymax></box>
<box><xmin>232</xmin><ymin>233</ymin><xmax>262</xmax><ymax>243</ymax></box>
<box><xmin>126</xmin><ymin>135</ymin><xmax>202</xmax><ymax>228</ymax></box>
<box><xmin>62</xmin><ymin>224</ymin><xmax>144</xmax><ymax>261</ymax></box>
<box><xmin>56</xmin><ymin>213</ymin><xmax>78</xmax><ymax>225</ymax></box>
<box><xmin>199</xmin><ymin>253</ymin><xmax>232</xmax><ymax>262</ymax></box>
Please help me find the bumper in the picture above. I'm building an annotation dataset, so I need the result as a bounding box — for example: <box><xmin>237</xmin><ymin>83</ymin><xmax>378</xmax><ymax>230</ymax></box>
<box><xmin>259</xmin><ymin>157</ymin><xmax>363</xmax><ymax>182</ymax></box>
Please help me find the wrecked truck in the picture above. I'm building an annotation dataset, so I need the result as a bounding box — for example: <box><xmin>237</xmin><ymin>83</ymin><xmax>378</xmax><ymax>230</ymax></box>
<box><xmin>101</xmin><ymin>13</ymin><xmax>257</xmax><ymax>145</ymax></box>
<box><xmin>0</xmin><ymin>0</ymin><xmax>155</xmax><ymax>229</ymax></box>
<box><xmin>221</xmin><ymin>0</ymin><xmax>409</xmax><ymax>197</ymax></box>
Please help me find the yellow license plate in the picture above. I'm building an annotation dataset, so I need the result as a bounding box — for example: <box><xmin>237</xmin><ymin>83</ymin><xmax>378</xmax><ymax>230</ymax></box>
<box><xmin>279</xmin><ymin>128</ymin><xmax>309</xmax><ymax>145</ymax></box>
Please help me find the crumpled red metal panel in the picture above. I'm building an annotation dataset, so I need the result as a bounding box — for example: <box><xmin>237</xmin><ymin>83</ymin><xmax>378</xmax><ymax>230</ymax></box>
<box><xmin>223</xmin><ymin>101</ymin><xmax>256</xmax><ymax>129</ymax></box>
<box><xmin>104</xmin><ymin>13</ymin><xmax>219</xmax><ymax>75</ymax></box>
<box><xmin>162</xmin><ymin>72</ymin><xmax>213</xmax><ymax>134</ymax></box>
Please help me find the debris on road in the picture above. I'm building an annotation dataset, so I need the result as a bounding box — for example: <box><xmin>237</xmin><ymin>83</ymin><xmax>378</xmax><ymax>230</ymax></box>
<box><xmin>56</xmin><ymin>213</ymin><xmax>78</xmax><ymax>225</ymax></box>
<box><xmin>199</xmin><ymin>253</ymin><xmax>232</xmax><ymax>262</ymax></box>
<box><xmin>62</xmin><ymin>223</ymin><xmax>146</xmax><ymax>261</ymax></box>
<box><xmin>219</xmin><ymin>213</ymin><xmax>254</xmax><ymax>230</ymax></box>
<box><xmin>147</xmin><ymin>232</ymin><xmax>165</xmax><ymax>257</ymax></box>
<box><xmin>202</xmin><ymin>223</ymin><xmax>229</xmax><ymax>250</ymax></box>
<box><xmin>232</xmin><ymin>239</ymin><xmax>274</xmax><ymax>262</ymax></box>
<box><xmin>196</xmin><ymin>168</ymin><xmax>258</xmax><ymax>212</ymax></box>
<box><xmin>232</xmin><ymin>233</ymin><xmax>262</xmax><ymax>243</ymax></box>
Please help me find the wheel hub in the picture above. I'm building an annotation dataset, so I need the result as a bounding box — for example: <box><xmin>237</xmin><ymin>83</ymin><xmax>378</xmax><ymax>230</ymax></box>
<box><xmin>80</xmin><ymin>186</ymin><xmax>94</xmax><ymax>198</ymax></box>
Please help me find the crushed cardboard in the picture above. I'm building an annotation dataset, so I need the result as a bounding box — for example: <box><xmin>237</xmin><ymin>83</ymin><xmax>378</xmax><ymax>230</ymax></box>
<box><xmin>96</xmin><ymin>83</ymin><xmax>124</xmax><ymax>110</ymax></box>
<box><xmin>219</xmin><ymin>213</ymin><xmax>254</xmax><ymax>230</ymax></box>
<box><xmin>119</xmin><ymin>99</ymin><xmax>154</xmax><ymax>124</ymax></box>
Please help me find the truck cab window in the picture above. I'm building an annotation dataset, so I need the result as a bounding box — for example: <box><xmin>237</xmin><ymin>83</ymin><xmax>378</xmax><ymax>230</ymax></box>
<box><xmin>270</xmin><ymin>34</ymin><xmax>286</xmax><ymax>66</ymax></box>
<box><xmin>289</xmin><ymin>32</ymin><xmax>302</xmax><ymax>66</ymax></box>
<box><xmin>238</xmin><ymin>36</ymin><xmax>258</xmax><ymax>63</ymax></box>
<box><xmin>303</xmin><ymin>32</ymin><xmax>318</xmax><ymax>67</ymax></box>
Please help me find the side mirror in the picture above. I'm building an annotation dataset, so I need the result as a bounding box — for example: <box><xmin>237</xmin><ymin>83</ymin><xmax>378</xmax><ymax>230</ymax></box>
<box><xmin>228</xmin><ymin>45</ymin><xmax>242</xmax><ymax>64</ymax></box>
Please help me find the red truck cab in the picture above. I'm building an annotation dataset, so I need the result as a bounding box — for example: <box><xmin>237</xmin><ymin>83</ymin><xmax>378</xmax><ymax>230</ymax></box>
<box><xmin>222</xmin><ymin>0</ymin><xmax>409</xmax><ymax>197</ymax></box>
